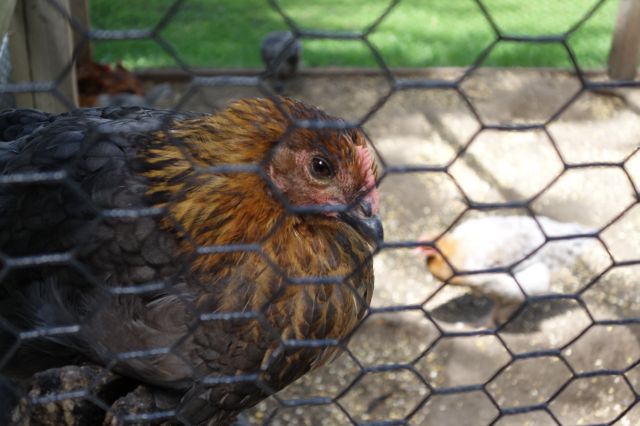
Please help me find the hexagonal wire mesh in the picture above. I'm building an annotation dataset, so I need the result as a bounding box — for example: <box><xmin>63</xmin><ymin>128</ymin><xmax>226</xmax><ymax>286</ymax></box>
<box><xmin>0</xmin><ymin>0</ymin><xmax>639</xmax><ymax>425</ymax></box>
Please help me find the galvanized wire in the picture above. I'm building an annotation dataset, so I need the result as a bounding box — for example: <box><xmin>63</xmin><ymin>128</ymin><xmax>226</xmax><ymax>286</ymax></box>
<box><xmin>1</xmin><ymin>0</ymin><xmax>639</xmax><ymax>425</ymax></box>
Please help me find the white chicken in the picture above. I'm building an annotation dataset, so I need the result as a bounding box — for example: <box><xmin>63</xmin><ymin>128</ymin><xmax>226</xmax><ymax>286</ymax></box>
<box><xmin>416</xmin><ymin>215</ymin><xmax>597</xmax><ymax>325</ymax></box>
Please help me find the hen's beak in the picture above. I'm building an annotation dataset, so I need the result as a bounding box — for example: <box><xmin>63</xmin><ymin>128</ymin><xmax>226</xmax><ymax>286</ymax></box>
<box><xmin>339</xmin><ymin>199</ymin><xmax>384</xmax><ymax>243</ymax></box>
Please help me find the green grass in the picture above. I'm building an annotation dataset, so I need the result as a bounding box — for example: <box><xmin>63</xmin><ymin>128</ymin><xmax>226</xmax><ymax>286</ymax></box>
<box><xmin>89</xmin><ymin>0</ymin><xmax>618</xmax><ymax>70</ymax></box>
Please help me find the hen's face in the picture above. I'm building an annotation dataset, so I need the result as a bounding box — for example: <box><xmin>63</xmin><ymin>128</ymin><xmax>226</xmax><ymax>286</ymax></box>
<box><xmin>266</xmin><ymin>126</ymin><xmax>382</xmax><ymax>243</ymax></box>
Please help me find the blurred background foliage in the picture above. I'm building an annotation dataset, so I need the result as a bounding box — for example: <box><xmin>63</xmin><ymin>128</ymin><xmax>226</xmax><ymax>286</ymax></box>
<box><xmin>89</xmin><ymin>0</ymin><xmax>618</xmax><ymax>70</ymax></box>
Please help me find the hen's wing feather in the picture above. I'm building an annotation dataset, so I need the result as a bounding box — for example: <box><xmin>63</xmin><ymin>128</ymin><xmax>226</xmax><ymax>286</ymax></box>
<box><xmin>0</xmin><ymin>107</ymin><xmax>198</xmax><ymax>373</ymax></box>
<box><xmin>0</xmin><ymin>107</ymin><xmax>195</xmax><ymax>255</ymax></box>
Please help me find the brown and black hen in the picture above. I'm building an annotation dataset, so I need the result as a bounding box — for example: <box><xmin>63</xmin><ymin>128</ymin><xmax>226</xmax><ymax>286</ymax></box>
<box><xmin>0</xmin><ymin>97</ymin><xmax>381</xmax><ymax>424</ymax></box>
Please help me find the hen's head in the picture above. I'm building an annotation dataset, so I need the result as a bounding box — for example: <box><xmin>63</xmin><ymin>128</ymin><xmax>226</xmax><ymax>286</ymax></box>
<box><xmin>213</xmin><ymin>97</ymin><xmax>382</xmax><ymax>243</ymax></box>
<box><xmin>155</xmin><ymin>97</ymin><xmax>383</xmax><ymax>245</ymax></box>
<box><xmin>264</xmin><ymin>101</ymin><xmax>381</xmax><ymax>242</ymax></box>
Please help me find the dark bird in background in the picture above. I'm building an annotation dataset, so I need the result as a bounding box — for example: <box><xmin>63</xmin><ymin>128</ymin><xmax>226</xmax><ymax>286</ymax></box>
<box><xmin>0</xmin><ymin>97</ymin><xmax>381</xmax><ymax>424</ymax></box>
<box><xmin>261</xmin><ymin>31</ymin><xmax>302</xmax><ymax>92</ymax></box>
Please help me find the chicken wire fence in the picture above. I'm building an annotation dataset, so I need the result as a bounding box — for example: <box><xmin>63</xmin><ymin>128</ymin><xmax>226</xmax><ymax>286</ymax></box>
<box><xmin>1</xmin><ymin>0</ymin><xmax>640</xmax><ymax>425</ymax></box>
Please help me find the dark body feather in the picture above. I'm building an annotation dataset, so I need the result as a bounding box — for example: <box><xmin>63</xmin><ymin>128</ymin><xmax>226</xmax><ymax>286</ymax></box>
<box><xmin>0</xmin><ymin>106</ymin><xmax>196</xmax><ymax>379</ymax></box>
<box><xmin>0</xmin><ymin>101</ymin><xmax>375</xmax><ymax>424</ymax></box>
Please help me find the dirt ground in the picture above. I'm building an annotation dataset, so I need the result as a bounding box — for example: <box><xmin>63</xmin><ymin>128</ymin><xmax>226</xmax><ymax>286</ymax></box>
<box><xmin>150</xmin><ymin>69</ymin><xmax>640</xmax><ymax>426</ymax></box>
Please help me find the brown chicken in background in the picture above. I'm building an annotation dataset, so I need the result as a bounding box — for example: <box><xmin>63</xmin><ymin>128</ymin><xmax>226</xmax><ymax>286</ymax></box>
<box><xmin>0</xmin><ymin>97</ymin><xmax>382</xmax><ymax>424</ymax></box>
<box><xmin>76</xmin><ymin>60</ymin><xmax>146</xmax><ymax>107</ymax></box>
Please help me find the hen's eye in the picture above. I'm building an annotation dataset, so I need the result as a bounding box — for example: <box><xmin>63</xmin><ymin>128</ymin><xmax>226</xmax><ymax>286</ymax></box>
<box><xmin>310</xmin><ymin>156</ymin><xmax>334</xmax><ymax>179</ymax></box>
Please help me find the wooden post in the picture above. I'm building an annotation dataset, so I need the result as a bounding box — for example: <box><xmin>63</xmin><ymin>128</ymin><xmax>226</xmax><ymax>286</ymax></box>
<box><xmin>0</xmin><ymin>0</ymin><xmax>18</xmax><ymax>37</ymax></box>
<box><xmin>9</xmin><ymin>0</ymin><xmax>79</xmax><ymax>111</ymax></box>
<box><xmin>607</xmin><ymin>0</ymin><xmax>640</xmax><ymax>80</ymax></box>
<box><xmin>69</xmin><ymin>0</ymin><xmax>92</xmax><ymax>65</ymax></box>
<box><xmin>8</xmin><ymin>0</ymin><xmax>34</xmax><ymax>107</ymax></box>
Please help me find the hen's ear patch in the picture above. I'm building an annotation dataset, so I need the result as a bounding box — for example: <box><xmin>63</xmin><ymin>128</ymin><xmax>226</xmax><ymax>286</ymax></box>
<box><xmin>355</xmin><ymin>144</ymin><xmax>379</xmax><ymax>212</ymax></box>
